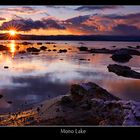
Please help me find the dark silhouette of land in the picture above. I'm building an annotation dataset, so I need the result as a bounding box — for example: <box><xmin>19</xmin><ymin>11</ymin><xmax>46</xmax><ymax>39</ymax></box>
<box><xmin>1</xmin><ymin>34</ymin><xmax>140</xmax><ymax>41</ymax></box>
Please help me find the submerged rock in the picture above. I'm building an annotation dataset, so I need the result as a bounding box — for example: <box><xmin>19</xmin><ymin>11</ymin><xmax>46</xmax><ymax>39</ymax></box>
<box><xmin>26</xmin><ymin>47</ymin><xmax>40</xmax><ymax>53</ymax></box>
<box><xmin>58</xmin><ymin>49</ymin><xmax>67</xmax><ymax>53</ymax></box>
<box><xmin>40</xmin><ymin>46</ymin><xmax>47</xmax><ymax>51</ymax></box>
<box><xmin>0</xmin><ymin>95</ymin><xmax>3</xmax><ymax>99</ymax></box>
<box><xmin>0</xmin><ymin>45</ymin><xmax>9</xmax><ymax>51</ymax></box>
<box><xmin>37</xmin><ymin>42</ymin><xmax>42</xmax><ymax>45</ymax></box>
<box><xmin>78</xmin><ymin>46</ymin><xmax>88</xmax><ymax>51</ymax></box>
<box><xmin>4</xmin><ymin>66</ymin><xmax>9</xmax><ymax>69</ymax></box>
<box><xmin>107</xmin><ymin>64</ymin><xmax>140</xmax><ymax>79</ymax></box>
<box><xmin>22</xmin><ymin>42</ymin><xmax>32</xmax><ymax>45</ymax></box>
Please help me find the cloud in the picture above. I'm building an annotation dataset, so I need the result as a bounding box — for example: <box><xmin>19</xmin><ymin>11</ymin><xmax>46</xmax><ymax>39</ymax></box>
<box><xmin>0</xmin><ymin>6</ymin><xmax>47</xmax><ymax>15</ymax></box>
<box><xmin>75</xmin><ymin>6</ymin><xmax>121</xmax><ymax>11</ymax></box>
<box><xmin>0</xmin><ymin>18</ymin><xmax>66</xmax><ymax>31</ymax></box>
<box><xmin>113</xmin><ymin>24</ymin><xmax>140</xmax><ymax>35</ymax></box>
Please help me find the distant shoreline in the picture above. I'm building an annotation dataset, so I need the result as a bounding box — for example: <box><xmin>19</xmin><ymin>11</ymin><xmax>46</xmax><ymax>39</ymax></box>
<box><xmin>0</xmin><ymin>34</ymin><xmax>140</xmax><ymax>42</ymax></box>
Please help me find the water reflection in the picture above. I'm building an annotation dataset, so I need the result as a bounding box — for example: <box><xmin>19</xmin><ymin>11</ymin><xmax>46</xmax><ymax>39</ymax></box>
<box><xmin>9</xmin><ymin>40</ymin><xmax>16</xmax><ymax>58</ymax></box>
<box><xmin>0</xmin><ymin>40</ymin><xmax>139</xmax><ymax>113</ymax></box>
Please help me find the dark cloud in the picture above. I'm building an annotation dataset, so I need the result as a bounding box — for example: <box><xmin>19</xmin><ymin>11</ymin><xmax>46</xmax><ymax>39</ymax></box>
<box><xmin>113</xmin><ymin>24</ymin><xmax>140</xmax><ymax>36</ymax></box>
<box><xmin>64</xmin><ymin>15</ymin><xmax>98</xmax><ymax>33</ymax></box>
<box><xmin>104</xmin><ymin>12</ymin><xmax>140</xmax><ymax>19</ymax></box>
<box><xmin>66</xmin><ymin>15</ymin><xmax>91</xmax><ymax>24</ymax></box>
<box><xmin>0</xmin><ymin>18</ymin><xmax>66</xmax><ymax>31</ymax></box>
<box><xmin>75</xmin><ymin>6</ymin><xmax>121</xmax><ymax>11</ymax></box>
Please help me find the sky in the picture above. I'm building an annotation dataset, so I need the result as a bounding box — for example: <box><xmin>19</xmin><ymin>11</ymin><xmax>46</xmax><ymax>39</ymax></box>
<box><xmin>0</xmin><ymin>5</ymin><xmax>140</xmax><ymax>36</ymax></box>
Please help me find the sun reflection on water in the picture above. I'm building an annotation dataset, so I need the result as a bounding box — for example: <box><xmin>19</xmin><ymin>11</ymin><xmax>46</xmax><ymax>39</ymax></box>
<box><xmin>9</xmin><ymin>40</ymin><xmax>16</xmax><ymax>58</ymax></box>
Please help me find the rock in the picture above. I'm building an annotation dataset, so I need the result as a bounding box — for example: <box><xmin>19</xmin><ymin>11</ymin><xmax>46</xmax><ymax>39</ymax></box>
<box><xmin>107</xmin><ymin>64</ymin><xmax>140</xmax><ymax>79</ymax></box>
<box><xmin>112</xmin><ymin>46</ymin><xmax>116</xmax><ymax>48</ymax></box>
<box><xmin>78</xmin><ymin>46</ymin><xmax>88</xmax><ymax>51</ymax></box>
<box><xmin>70</xmin><ymin>82</ymin><xmax>119</xmax><ymax>101</ymax></box>
<box><xmin>26</xmin><ymin>47</ymin><xmax>40</xmax><ymax>53</ymax></box>
<box><xmin>0</xmin><ymin>95</ymin><xmax>3</xmax><ymax>99</ymax></box>
<box><xmin>37</xmin><ymin>42</ymin><xmax>42</xmax><ymax>45</ymax></box>
<box><xmin>89</xmin><ymin>48</ymin><xmax>114</xmax><ymax>54</ymax></box>
<box><xmin>116</xmin><ymin>48</ymin><xmax>140</xmax><ymax>55</ymax></box>
<box><xmin>31</xmin><ymin>52</ymin><xmax>39</xmax><ymax>55</ymax></box>
<box><xmin>4</xmin><ymin>66</ymin><xmax>9</xmax><ymax>69</ymax></box>
<box><xmin>111</xmin><ymin>53</ymin><xmax>132</xmax><ymax>63</ymax></box>
<box><xmin>37</xmin><ymin>107</ymin><xmax>40</xmax><ymax>112</ymax></box>
<box><xmin>58</xmin><ymin>49</ymin><xmax>67</xmax><ymax>53</ymax></box>
<box><xmin>19</xmin><ymin>51</ymin><xmax>26</xmax><ymax>54</ymax></box>
<box><xmin>79</xmin><ymin>58</ymin><xmax>86</xmax><ymax>61</ymax></box>
<box><xmin>136</xmin><ymin>45</ymin><xmax>140</xmax><ymax>49</ymax></box>
<box><xmin>61</xmin><ymin>96</ymin><xmax>75</xmax><ymax>107</ymax></box>
<box><xmin>0</xmin><ymin>45</ymin><xmax>9</xmax><ymax>51</ymax></box>
<box><xmin>53</xmin><ymin>49</ymin><xmax>57</xmax><ymax>51</ymax></box>
<box><xmin>61</xmin><ymin>96</ymin><xmax>72</xmax><ymax>104</ymax></box>
<box><xmin>40</xmin><ymin>46</ymin><xmax>47</xmax><ymax>51</ymax></box>
<box><xmin>7</xmin><ymin>101</ymin><xmax>12</xmax><ymax>104</ymax></box>
<box><xmin>22</xmin><ymin>42</ymin><xmax>32</xmax><ymax>45</ymax></box>
<box><xmin>89</xmin><ymin>48</ymin><xmax>140</xmax><ymax>56</ymax></box>
<box><xmin>1</xmin><ymin>82</ymin><xmax>140</xmax><ymax>126</ymax></box>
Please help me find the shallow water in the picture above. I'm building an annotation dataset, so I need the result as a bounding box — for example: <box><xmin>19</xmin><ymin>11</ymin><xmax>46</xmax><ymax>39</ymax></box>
<box><xmin>0</xmin><ymin>40</ymin><xmax>140</xmax><ymax>114</ymax></box>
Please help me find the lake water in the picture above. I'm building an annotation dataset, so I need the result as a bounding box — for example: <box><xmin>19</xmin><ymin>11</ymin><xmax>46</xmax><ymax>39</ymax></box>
<box><xmin>0</xmin><ymin>40</ymin><xmax>140</xmax><ymax>114</ymax></box>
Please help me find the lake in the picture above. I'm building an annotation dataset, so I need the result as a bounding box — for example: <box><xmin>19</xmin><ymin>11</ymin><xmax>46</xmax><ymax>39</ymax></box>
<box><xmin>0</xmin><ymin>40</ymin><xmax>140</xmax><ymax>114</ymax></box>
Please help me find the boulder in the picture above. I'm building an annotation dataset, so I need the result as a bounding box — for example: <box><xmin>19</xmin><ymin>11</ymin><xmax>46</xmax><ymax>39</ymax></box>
<box><xmin>107</xmin><ymin>64</ymin><xmax>140</xmax><ymax>79</ymax></box>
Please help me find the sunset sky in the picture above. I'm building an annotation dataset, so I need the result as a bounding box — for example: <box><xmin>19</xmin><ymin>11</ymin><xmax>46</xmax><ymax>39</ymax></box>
<box><xmin>0</xmin><ymin>5</ymin><xmax>140</xmax><ymax>36</ymax></box>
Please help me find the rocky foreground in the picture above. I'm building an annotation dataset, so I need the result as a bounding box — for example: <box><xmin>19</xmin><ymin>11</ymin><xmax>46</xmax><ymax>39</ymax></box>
<box><xmin>0</xmin><ymin>82</ymin><xmax>140</xmax><ymax>126</ymax></box>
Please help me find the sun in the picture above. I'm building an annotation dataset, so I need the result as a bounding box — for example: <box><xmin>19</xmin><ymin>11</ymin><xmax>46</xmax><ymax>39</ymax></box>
<box><xmin>9</xmin><ymin>30</ymin><xmax>16</xmax><ymax>36</ymax></box>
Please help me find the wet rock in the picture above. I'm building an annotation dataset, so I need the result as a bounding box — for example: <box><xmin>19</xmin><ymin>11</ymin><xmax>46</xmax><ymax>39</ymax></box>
<box><xmin>136</xmin><ymin>45</ymin><xmax>140</xmax><ymax>49</ymax></box>
<box><xmin>112</xmin><ymin>46</ymin><xmax>116</xmax><ymax>48</ymax></box>
<box><xmin>7</xmin><ymin>101</ymin><xmax>12</xmax><ymax>104</ymax></box>
<box><xmin>89</xmin><ymin>48</ymin><xmax>114</xmax><ymax>54</ymax></box>
<box><xmin>31</xmin><ymin>52</ymin><xmax>39</xmax><ymax>55</ymax></box>
<box><xmin>53</xmin><ymin>49</ymin><xmax>57</xmax><ymax>51</ymax></box>
<box><xmin>40</xmin><ymin>46</ymin><xmax>47</xmax><ymax>51</ymax></box>
<box><xmin>37</xmin><ymin>107</ymin><xmax>40</xmax><ymax>112</ymax></box>
<box><xmin>111</xmin><ymin>52</ymin><xmax>132</xmax><ymax>63</ymax></box>
<box><xmin>89</xmin><ymin>48</ymin><xmax>140</xmax><ymax>56</ymax></box>
<box><xmin>78</xmin><ymin>46</ymin><xmax>88</xmax><ymax>51</ymax></box>
<box><xmin>22</xmin><ymin>42</ymin><xmax>32</xmax><ymax>45</ymax></box>
<box><xmin>116</xmin><ymin>48</ymin><xmax>140</xmax><ymax>55</ymax></box>
<box><xmin>0</xmin><ymin>95</ymin><xmax>3</xmax><ymax>99</ymax></box>
<box><xmin>26</xmin><ymin>47</ymin><xmax>40</xmax><ymax>53</ymax></box>
<box><xmin>107</xmin><ymin>64</ymin><xmax>140</xmax><ymax>79</ymax></box>
<box><xmin>37</xmin><ymin>42</ymin><xmax>42</xmax><ymax>45</ymax></box>
<box><xmin>61</xmin><ymin>96</ymin><xmax>75</xmax><ymax>107</ymax></box>
<box><xmin>19</xmin><ymin>51</ymin><xmax>26</xmax><ymax>54</ymax></box>
<box><xmin>61</xmin><ymin>96</ymin><xmax>72</xmax><ymax>104</ymax></box>
<box><xmin>4</xmin><ymin>66</ymin><xmax>9</xmax><ymax>69</ymax></box>
<box><xmin>0</xmin><ymin>45</ymin><xmax>9</xmax><ymax>51</ymax></box>
<box><xmin>58</xmin><ymin>49</ymin><xmax>67</xmax><ymax>53</ymax></box>
<box><xmin>79</xmin><ymin>58</ymin><xmax>87</xmax><ymax>61</ymax></box>
<box><xmin>46</xmin><ymin>42</ymin><xmax>56</xmax><ymax>44</ymax></box>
